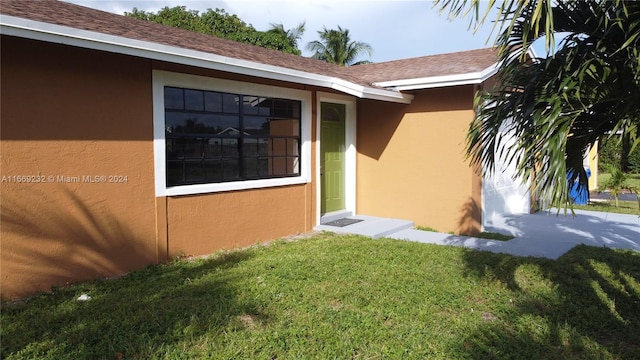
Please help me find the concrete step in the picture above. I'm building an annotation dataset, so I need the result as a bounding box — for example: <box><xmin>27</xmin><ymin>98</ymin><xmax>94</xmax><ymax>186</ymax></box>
<box><xmin>315</xmin><ymin>215</ymin><xmax>414</xmax><ymax>239</ymax></box>
<box><xmin>320</xmin><ymin>210</ymin><xmax>354</xmax><ymax>224</ymax></box>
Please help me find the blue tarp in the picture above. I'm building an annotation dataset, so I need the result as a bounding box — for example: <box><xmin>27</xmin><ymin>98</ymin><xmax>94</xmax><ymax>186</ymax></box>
<box><xmin>568</xmin><ymin>167</ymin><xmax>591</xmax><ymax>205</ymax></box>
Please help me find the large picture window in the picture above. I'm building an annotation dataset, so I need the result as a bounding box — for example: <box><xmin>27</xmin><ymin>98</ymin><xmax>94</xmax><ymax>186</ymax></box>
<box><xmin>164</xmin><ymin>86</ymin><xmax>301</xmax><ymax>186</ymax></box>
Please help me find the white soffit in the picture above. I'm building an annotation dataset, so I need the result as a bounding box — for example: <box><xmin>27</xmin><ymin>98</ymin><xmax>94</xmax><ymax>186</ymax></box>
<box><xmin>0</xmin><ymin>15</ymin><xmax>414</xmax><ymax>104</ymax></box>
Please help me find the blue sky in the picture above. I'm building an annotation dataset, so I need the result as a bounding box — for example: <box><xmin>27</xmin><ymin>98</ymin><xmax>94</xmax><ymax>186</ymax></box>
<box><xmin>64</xmin><ymin>0</ymin><xmax>500</xmax><ymax>63</ymax></box>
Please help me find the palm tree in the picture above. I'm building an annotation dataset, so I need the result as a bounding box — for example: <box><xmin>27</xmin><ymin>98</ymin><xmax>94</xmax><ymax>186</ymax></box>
<box><xmin>600</xmin><ymin>165</ymin><xmax>640</xmax><ymax>209</ymax></box>
<box><xmin>601</xmin><ymin>166</ymin><xmax>628</xmax><ymax>208</ymax></box>
<box><xmin>436</xmin><ymin>0</ymin><xmax>640</xmax><ymax>207</ymax></box>
<box><xmin>268</xmin><ymin>22</ymin><xmax>306</xmax><ymax>51</ymax></box>
<box><xmin>306</xmin><ymin>26</ymin><xmax>373</xmax><ymax>66</ymax></box>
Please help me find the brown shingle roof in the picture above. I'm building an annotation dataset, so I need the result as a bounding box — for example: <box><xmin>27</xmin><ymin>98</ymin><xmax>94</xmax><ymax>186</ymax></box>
<box><xmin>1</xmin><ymin>0</ymin><xmax>368</xmax><ymax>85</ymax></box>
<box><xmin>344</xmin><ymin>48</ymin><xmax>498</xmax><ymax>85</ymax></box>
<box><xmin>1</xmin><ymin>0</ymin><xmax>498</xmax><ymax>87</ymax></box>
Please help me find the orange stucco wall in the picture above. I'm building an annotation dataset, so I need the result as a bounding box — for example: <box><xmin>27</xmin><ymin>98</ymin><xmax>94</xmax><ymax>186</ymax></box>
<box><xmin>357</xmin><ymin>86</ymin><xmax>482</xmax><ymax>234</ymax></box>
<box><xmin>1</xmin><ymin>36</ymin><xmax>158</xmax><ymax>298</ymax></box>
<box><xmin>166</xmin><ymin>184</ymin><xmax>313</xmax><ymax>257</ymax></box>
<box><xmin>1</xmin><ymin>37</ymin><xmax>317</xmax><ymax>299</ymax></box>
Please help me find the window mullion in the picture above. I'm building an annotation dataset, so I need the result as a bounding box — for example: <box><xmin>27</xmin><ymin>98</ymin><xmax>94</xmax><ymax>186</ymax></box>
<box><xmin>238</xmin><ymin>95</ymin><xmax>245</xmax><ymax>179</ymax></box>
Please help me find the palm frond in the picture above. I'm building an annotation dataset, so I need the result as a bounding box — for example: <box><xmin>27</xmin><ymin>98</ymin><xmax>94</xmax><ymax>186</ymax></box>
<box><xmin>462</xmin><ymin>0</ymin><xmax>640</xmax><ymax>206</ymax></box>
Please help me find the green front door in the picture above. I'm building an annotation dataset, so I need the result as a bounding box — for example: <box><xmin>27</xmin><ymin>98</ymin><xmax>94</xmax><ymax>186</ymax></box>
<box><xmin>320</xmin><ymin>102</ymin><xmax>346</xmax><ymax>214</ymax></box>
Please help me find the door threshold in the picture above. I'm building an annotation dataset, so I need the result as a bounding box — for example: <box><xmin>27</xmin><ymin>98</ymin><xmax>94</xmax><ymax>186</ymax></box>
<box><xmin>320</xmin><ymin>210</ymin><xmax>353</xmax><ymax>224</ymax></box>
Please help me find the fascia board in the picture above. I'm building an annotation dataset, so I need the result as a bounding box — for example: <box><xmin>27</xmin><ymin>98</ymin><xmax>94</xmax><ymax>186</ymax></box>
<box><xmin>0</xmin><ymin>15</ymin><xmax>411</xmax><ymax>104</ymax></box>
<box><xmin>361</xmin><ymin>87</ymin><xmax>414</xmax><ymax>103</ymax></box>
<box><xmin>329</xmin><ymin>78</ymin><xmax>413</xmax><ymax>103</ymax></box>
<box><xmin>372</xmin><ymin>62</ymin><xmax>500</xmax><ymax>91</ymax></box>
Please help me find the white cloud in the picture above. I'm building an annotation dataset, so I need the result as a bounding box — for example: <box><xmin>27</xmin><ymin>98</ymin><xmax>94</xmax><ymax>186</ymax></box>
<box><xmin>64</xmin><ymin>0</ymin><xmax>497</xmax><ymax>62</ymax></box>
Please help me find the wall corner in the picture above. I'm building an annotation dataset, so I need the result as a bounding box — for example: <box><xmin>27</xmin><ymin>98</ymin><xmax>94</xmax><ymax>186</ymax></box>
<box><xmin>155</xmin><ymin>196</ymin><xmax>169</xmax><ymax>262</ymax></box>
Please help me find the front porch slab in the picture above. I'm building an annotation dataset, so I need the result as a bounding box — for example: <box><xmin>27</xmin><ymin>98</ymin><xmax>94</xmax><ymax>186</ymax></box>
<box><xmin>315</xmin><ymin>215</ymin><xmax>414</xmax><ymax>239</ymax></box>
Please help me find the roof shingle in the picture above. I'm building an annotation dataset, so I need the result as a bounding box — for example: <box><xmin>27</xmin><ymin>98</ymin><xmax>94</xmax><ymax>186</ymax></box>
<box><xmin>1</xmin><ymin>0</ymin><xmax>369</xmax><ymax>84</ymax></box>
<box><xmin>343</xmin><ymin>48</ymin><xmax>498</xmax><ymax>85</ymax></box>
<box><xmin>1</xmin><ymin>0</ymin><xmax>498</xmax><ymax>87</ymax></box>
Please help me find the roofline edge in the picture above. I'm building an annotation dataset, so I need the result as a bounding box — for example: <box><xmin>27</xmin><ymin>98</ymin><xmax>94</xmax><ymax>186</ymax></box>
<box><xmin>372</xmin><ymin>62</ymin><xmax>499</xmax><ymax>91</ymax></box>
<box><xmin>0</xmin><ymin>15</ymin><xmax>413</xmax><ymax>104</ymax></box>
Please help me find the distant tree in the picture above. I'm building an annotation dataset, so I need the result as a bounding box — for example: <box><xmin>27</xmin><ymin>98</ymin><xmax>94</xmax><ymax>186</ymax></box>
<box><xmin>199</xmin><ymin>8</ymin><xmax>252</xmax><ymax>37</ymax></box>
<box><xmin>226</xmin><ymin>31</ymin><xmax>299</xmax><ymax>53</ymax></box>
<box><xmin>599</xmin><ymin>136</ymin><xmax>622</xmax><ymax>172</ymax></box>
<box><xmin>306</xmin><ymin>26</ymin><xmax>372</xmax><ymax>66</ymax></box>
<box><xmin>600</xmin><ymin>134</ymin><xmax>640</xmax><ymax>173</ymax></box>
<box><xmin>268</xmin><ymin>22</ymin><xmax>306</xmax><ymax>55</ymax></box>
<box><xmin>126</xmin><ymin>6</ymin><xmax>208</xmax><ymax>33</ymax></box>
<box><xmin>125</xmin><ymin>6</ymin><xmax>302</xmax><ymax>55</ymax></box>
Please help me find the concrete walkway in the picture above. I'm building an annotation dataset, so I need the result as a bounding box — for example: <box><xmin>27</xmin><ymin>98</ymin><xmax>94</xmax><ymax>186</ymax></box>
<box><xmin>317</xmin><ymin>210</ymin><xmax>640</xmax><ymax>260</ymax></box>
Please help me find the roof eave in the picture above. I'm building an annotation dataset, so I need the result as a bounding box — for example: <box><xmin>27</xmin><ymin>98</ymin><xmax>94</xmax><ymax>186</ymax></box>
<box><xmin>0</xmin><ymin>15</ymin><xmax>412</xmax><ymax>104</ymax></box>
<box><xmin>372</xmin><ymin>62</ymin><xmax>499</xmax><ymax>91</ymax></box>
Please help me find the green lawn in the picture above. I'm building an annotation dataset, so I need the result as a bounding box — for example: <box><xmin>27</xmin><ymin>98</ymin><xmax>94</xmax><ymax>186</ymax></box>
<box><xmin>572</xmin><ymin>200</ymin><xmax>640</xmax><ymax>215</ymax></box>
<box><xmin>585</xmin><ymin>171</ymin><xmax>640</xmax><ymax>215</ymax></box>
<box><xmin>597</xmin><ymin>172</ymin><xmax>640</xmax><ymax>190</ymax></box>
<box><xmin>2</xmin><ymin>234</ymin><xmax>639</xmax><ymax>359</ymax></box>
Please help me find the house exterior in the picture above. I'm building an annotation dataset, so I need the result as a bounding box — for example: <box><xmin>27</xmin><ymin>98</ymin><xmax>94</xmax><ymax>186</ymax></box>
<box><xmin>0</xmin><ymin>0</ymin><xmax>531</xmax><ymax>299</ymax></box>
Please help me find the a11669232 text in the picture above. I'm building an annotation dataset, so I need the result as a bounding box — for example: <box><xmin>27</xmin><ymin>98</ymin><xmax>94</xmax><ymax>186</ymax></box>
<box><xmin>1</xmin><ymin>175</ymin><xmax>129</xmax><ymax>184</ymax></box>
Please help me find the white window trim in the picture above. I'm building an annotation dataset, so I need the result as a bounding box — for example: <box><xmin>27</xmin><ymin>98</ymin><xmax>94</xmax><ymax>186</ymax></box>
<box><xmin>153</xmin><ymin>70</ymin><xmax>312</xmax><ymax>197</ymax></box>
<box><xmin>315</xmin><ymin>92</ymin><xmax>357</xmax><ymax>225</ymax></box>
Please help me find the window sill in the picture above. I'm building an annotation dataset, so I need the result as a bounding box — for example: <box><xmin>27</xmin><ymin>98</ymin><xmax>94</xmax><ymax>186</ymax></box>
<box><xmin>161</xmin><ymin>175</ymin><xmax>310</xmax><ymax>197</ymax></box>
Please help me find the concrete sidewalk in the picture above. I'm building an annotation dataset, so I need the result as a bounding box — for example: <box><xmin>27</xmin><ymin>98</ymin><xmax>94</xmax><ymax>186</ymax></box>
<box><xmin>391</xmin><ymin>209</ymin><xmax>639</xmax><ymax>259</ymax></box>
<box><xmin>318</xmin><ymin>210</ymin><xmax>640</xmax><ymax>260</ymax></box>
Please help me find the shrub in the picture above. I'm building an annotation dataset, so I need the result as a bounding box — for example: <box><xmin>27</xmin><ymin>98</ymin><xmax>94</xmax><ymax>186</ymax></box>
<box><xmin>630</xmin><ymin>145</ymin><xmax>640</xmax><ymax>174</ymax></box>
<box><xmin>599</xmin><ymin>136</ymin><xmax>621</xmax><ymax>172</ymax></box>
<box><xmin>598</xmin><ymin>135</ymin><xmax>640</xmax><ymax>173</ymax></box>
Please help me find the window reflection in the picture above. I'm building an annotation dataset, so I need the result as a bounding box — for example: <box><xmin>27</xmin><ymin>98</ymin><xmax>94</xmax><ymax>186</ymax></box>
<box><xmin>164</xmin><ymin>87</ymin><xmax>302</xmax><ymax>186</ymax></box>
